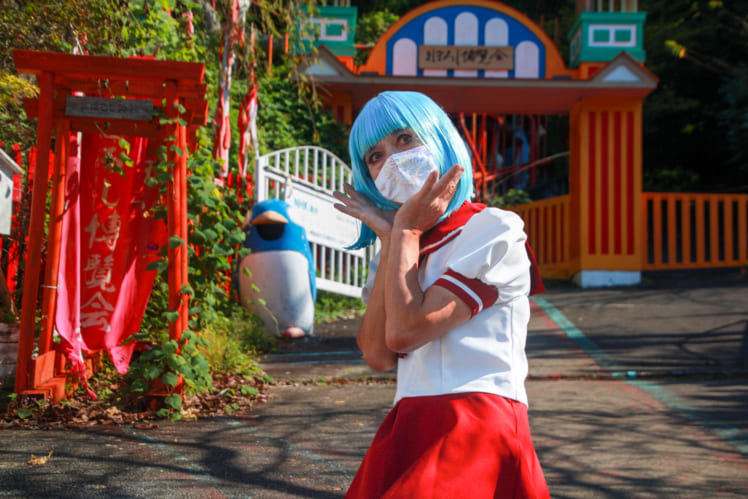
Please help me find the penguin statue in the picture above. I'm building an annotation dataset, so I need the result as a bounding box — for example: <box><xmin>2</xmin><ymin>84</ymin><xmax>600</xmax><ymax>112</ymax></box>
<box><xmin>236</xmin><ymin>199</ymin><xmax>316</xmax><ymax>338</ymax></box>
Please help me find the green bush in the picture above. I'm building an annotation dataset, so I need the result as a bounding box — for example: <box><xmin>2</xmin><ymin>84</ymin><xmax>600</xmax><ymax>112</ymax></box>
<box><xmin>196</xmin><ymin>309</ymin><xmax>277</xmax><ymax>377</ymax></box>
<box><xmin>488</xmin><ymin>188</ymin><xmax>532</xmax><ymax>208</ymax></box>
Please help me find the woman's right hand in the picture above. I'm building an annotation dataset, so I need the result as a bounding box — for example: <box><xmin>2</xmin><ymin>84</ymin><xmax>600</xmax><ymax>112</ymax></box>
<box><xmin>334</xmin><ymin>183</ymin><xmax>395</xmax><ymax>241</ymax></box>
<box><xmin>394</xmin><ymin>164</ymin><xmax>464</xmax><ymax>236</ymax></box>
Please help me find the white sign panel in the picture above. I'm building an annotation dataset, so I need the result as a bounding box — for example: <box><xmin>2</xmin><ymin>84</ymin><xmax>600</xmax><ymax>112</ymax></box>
<box><xmin>286</xmin><ymin>183</ymin><xmax>362</xmax><ymax>253</ymax></box>
<box><xmin>0</xmin><ymin>174</ymin><xmax>13</xmax><ymax>235</ymax></box>
<box><xmin>0</xmin><ymin>147</ymin><xmax>22</xmax><ymax>236</ymax></box>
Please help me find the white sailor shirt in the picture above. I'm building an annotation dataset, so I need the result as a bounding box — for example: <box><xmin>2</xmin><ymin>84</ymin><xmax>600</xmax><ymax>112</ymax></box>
<box><xmin>362</xmin><ymin>202</ymin><xmax>536</xmax><ymax>406</ymax></box>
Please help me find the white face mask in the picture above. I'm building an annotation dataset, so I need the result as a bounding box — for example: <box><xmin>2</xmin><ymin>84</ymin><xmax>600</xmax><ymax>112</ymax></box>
<box><xmin>374</xmin><ymin>145</ymin><xmax>440</xmax><ymax>204</ymax></box>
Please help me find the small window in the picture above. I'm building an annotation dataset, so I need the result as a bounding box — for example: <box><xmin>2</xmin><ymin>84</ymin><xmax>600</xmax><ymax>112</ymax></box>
<box><xmin>592</xmin><ymin>29</ymin><xmax>610</xmax><ymax>43</ymax></box>
<box><xmin>322</xmin><ymin>20</ymin><xmax>347</xmax><ymax>41</ymax></box>
<box><xmin>614</xmin><ymin>29</ymin><xmax>632</xmax><ymax>43</ymax></box>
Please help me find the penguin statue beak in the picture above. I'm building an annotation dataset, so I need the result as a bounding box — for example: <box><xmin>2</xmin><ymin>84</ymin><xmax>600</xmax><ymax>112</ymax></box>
<box><xmin>251</xmin><ymin>210</ymin><xmax>289</xmax><ymax>225</ymax></box>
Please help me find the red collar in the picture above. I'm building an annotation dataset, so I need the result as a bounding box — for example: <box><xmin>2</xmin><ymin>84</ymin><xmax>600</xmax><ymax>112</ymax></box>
<box><xmin>419</xmin><ymin>202</ymin><xmax>486</xmax><ymax>257</ymax></box>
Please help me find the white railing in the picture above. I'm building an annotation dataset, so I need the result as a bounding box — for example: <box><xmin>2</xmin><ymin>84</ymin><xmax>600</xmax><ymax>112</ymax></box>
<box><xmin>255</xmin><ymin>146</ymin><xmax>379</xmax><ymax>298</ymax></box>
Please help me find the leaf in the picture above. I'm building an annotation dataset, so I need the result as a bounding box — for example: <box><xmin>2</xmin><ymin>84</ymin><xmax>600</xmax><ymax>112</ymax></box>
<box><xmin>203</xmin><ymin>228</ymin><xmax>218</xmax><ymax>241</ymax></box>
<box><xmin>190</xmin><ymin>228</ymin><xmax>206</xmax><ymax>244</ymax></box>
<box><xmin>168</xmin><ymin>235</ymin><xmax>185</xmax><ymax>249</ymax></box>
<box><xmin>28</xmin><ymin>448</ymin><xmax>54</xmax><ymax>466</ymax></box>
<box><xmin>165</xmin><ymin>311</ymin><xmax>180</xmax><ymax>324</ymax></box>
<box><xmin>17</xmin><ymin>407</ymin><xmax>33</xmax><ymax>419</ymax></box>
<box><xmin>161</xmin><ymin>371</ymin><xmax>179</xmax><ymax>387</ymax></box>
<box><xmin>164</xmin><ymin>393</ymin><xmax>182</xmax><ymax>410</ymax></box>
<box><xmin>117</xmin><ymin>138</ymin><xmax>130</xmax><ymax>153</ymax></box>
<box><xmin>166</xmin><ymin>354</ymin><xmax>186</xmax><ymax>371</ymax></box>
<box><xmin>145</xmin><ymin>364</ymin><xmax>162</xmax><ymax>380</ymax></box>
<box><xmin>241</xmin><ymin>385</ymin><xmax>258</xmax><ymax>397</ymax></box>
<box><xmin>146</xmin><ymin>259</ymin><xmax>168</xmax><ymax>272</ymax></box>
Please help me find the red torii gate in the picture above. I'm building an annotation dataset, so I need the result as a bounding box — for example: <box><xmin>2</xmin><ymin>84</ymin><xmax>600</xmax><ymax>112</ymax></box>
<box><xmin>13</xmin><ymin>50</ymin><xmax>208</xmax><ymax>401</ymax></box>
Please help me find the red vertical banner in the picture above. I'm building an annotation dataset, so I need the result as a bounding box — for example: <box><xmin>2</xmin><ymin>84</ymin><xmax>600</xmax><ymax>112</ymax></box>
<box><xmin>56</xmin><ymin>133</ymin><xmax>166</xmax><ymax>380</ymax></box>
<box><xmin>213</xmin><ymin>0</ymin><xmax>242</xmax><ymax>179</ymax></box>
<box><xmin>237</xmin><ymin>83</ymin><xmax>257</xmax><ymax>179</ymax></box>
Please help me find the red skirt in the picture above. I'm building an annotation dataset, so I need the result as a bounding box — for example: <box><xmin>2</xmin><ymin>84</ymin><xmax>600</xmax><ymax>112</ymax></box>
<box><xmin>345</xmin><ymin>392</ymin><xmax>549</xmax><ymax>499</ymax></box>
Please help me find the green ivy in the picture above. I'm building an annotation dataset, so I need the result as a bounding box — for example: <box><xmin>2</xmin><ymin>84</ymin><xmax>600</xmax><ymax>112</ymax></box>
<box><xmin>2</xmin><ymin>0</ymin><xmax>356</xmax><ymax>418</ymax></box>
<box><xmin>126</xmin><ymin>329</ymin><xmax>212</xmax><ymax>420</ymax></box>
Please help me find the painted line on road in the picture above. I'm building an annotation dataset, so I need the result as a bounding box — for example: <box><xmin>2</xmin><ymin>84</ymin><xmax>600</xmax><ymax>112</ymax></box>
<box><xmin>261</xmin><ymin>350</ymin><xmax>364</xmax><ymax>366</ymax></box>
<box><xmin>263</xmin><ymin>350</ymin><xmax>363</xmax><ymax>359</ymax></box>
<box><xmin>532</xmin><ymin>297</ymin><xmax>625</xmax><ymax>376</ymax></box>
<box><xmin>628</xmin><ymin>380</ymin><xmax>748</xmax><ymax>456</ymax></box>
<box><xmin>262</xmin><ymin>358</ymin><xmax>365</xmax><ymax>366</ymax></box>
<box><xmin>531</xmin><ymin>296</ymin><xmax>748</xmax><ymax>457</ymax></box>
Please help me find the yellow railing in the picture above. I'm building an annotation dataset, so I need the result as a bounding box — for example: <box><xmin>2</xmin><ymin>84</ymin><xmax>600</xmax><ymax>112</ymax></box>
<box><xmin>510</xmin><ymin>195</ymin><xmax>573</xmax><ymax>279</ymax></box>
<box><xmin>643</xmin><ymin>192</ymin><xmax>748</xmax><ymax>270</ymax></box>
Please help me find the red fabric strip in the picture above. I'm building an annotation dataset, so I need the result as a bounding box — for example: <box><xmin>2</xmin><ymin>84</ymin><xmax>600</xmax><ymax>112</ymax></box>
<box><xmin>419</xmin><ymin>202</ymin><xmax>486</xmax><ymax>257</ymax></box>
<box><xmin>433</xmin><ymin>269</ymin><xmax>499</xmax><ymax>316</ymax></box>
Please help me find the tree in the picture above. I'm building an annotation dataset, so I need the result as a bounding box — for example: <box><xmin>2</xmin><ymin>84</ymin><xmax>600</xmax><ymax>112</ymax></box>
<box><xmin>0</xmin><ymin>0</ymin><xmax>349</xmax><ymax>405</ymax></box>
<box><xmin>641</xmin><ymin>0</ymin><xmax>747</xmax><ymax>192</ymax></box>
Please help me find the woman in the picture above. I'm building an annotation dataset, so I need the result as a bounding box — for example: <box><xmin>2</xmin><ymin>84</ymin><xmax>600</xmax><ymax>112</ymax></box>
<box><xmin>334</xmin><ymin>91</ymin><xmax>549</xmax><ymax>498</ymax></box>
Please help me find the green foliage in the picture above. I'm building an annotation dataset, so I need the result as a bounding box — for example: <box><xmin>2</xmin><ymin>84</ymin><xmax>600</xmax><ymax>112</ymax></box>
<box><xmin>353</xmin><ymin>9</ymin><xmax>399</xmax><ymax>64</ymax></box>
<box><xmin>126</xmin><ymin>328</ymin><xmax>212</xmax><ymax>420</ymax></box>
<box><xmin>315</xmin><ymin>290</ymin><xmax>365</xmax><ymax>323</ymax></box>
<box><xmin>1</xmin><ymin>0</ymin><xmax>356</xmax><ymax>419</ymax></box>
<box><xmin>488</xmin><ymin>188</ymin><xmax>532</xmax><ymax>209</ymax></box>
<box><xmin>195</xmin><ymin>309</ymin><xmax>274</xmax><ymax>375</ymax></box>
<box><xmin>255</xmin><ymin>68</ymin><xmax>350</xmax><ymax>160</ymax></box>
<box><xmin>641</xmin><ymin>0</ymin><xmax>748</xmax><ymax>192</ymax></box>
<box><xmin>0</xmin><ymin>0</ymin><xmax>126</xmax><ymax>150</ymax></box>
<box><xmin>119</xmin><ymin>0</ymin><xmax>212</xmax><ymax>62</ymax></box>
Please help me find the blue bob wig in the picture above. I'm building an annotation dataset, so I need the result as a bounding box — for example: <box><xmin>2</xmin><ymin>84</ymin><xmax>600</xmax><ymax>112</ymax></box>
<box><xmin>348</xmin><ymin>91</ymin><xmax>473</xmax><ymax>249</ymax></box>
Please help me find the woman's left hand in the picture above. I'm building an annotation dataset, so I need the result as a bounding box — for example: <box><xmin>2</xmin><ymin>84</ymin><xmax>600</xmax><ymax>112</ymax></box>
<box><xmin>394</xmin><ymin>164</ymin><xmax>464</xmax><ymax>235</ymax></box>
<box><xmin>333</xmin><ymin>183</ymin><xmax>396</xmax><ymax>241</ymax></box>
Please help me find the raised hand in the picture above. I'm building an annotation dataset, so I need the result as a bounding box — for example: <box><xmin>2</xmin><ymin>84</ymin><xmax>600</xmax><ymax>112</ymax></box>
<box><xmin>333</xmin><ymin>183</ymin><xmax>396</xmax><ymax>241</ymax></box>
<box><xmin>394</xmin><ymin>164</ymin><xmax>464</xmax><ymax>236</ymax></box>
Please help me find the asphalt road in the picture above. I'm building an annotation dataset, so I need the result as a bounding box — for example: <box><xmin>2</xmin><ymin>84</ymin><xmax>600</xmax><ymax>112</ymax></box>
<box><xmin>1</xmin><ymin>268</ymin><xmax>746</xmax><ymax>498</ymax></box>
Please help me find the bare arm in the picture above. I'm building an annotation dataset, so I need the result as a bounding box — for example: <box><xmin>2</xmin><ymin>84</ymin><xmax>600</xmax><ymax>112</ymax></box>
<box><xmin>384</xmin><ymin>165</ymin><xmax>472</xmax><ymax>353</ymax></box>
<box><xmin>355</xmin><ymin>242</ymin><xmax>398</xmax><ymax>371</ymax></box>
<box><xmin>333</xmin><ymin>184</ymin><xmax>398</xmax><ymax>371</ymax></box>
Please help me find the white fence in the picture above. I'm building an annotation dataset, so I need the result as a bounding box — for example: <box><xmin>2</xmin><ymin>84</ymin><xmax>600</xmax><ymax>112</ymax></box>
<box><xmin>255</xmin><ymin>146</ymin><xmax>379</xmax><ymax>298</ymax></box>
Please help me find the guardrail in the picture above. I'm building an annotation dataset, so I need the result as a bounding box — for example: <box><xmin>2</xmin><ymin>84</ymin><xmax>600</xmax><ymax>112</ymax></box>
<box><xmin>643</xmin><ymin>192</ymin><xmax>748</xmax><ymax>270</ymax></box>
<box><xmin>509</xmin><ymin>194</ymin><xmax>573</xmax><ymax>279</ymax></box>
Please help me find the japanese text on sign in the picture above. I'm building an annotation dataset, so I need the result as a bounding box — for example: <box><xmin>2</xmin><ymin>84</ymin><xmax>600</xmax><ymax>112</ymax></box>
<box><xmin>66</xmin><ymin>95</ymin><xmax>153</xmax><ymax>121</ymax></box>
<box><xmin>418</xmin><ymin>45</ymin><xmax>514</xmax><ymax>70</ymax></box>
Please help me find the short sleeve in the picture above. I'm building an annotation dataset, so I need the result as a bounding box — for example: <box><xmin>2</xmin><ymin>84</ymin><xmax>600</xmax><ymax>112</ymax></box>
<box><xmin>432</xmin><ymin>208</ymin><xmax>530</xmax><ymax>314</ymax></box>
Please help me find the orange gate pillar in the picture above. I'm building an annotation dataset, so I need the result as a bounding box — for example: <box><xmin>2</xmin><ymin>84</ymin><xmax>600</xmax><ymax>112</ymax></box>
<box><xmin>569</xmin><ymin>96</ymin><xmax>645</xmax><ymax>287</ymax></box>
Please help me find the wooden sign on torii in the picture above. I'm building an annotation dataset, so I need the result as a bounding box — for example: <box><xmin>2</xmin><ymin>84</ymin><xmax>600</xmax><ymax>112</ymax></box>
<box><xmin>13</xmin><ymin>50</ymin><xmax>208</xmax><ymax>401</ymax></box>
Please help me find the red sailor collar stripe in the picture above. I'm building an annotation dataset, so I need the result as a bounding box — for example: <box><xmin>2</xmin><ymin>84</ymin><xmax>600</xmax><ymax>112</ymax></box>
<box><xmin>419</xmin><ymin>201</ymin><xmax>486</xmax><ymax>257</ymax></box>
